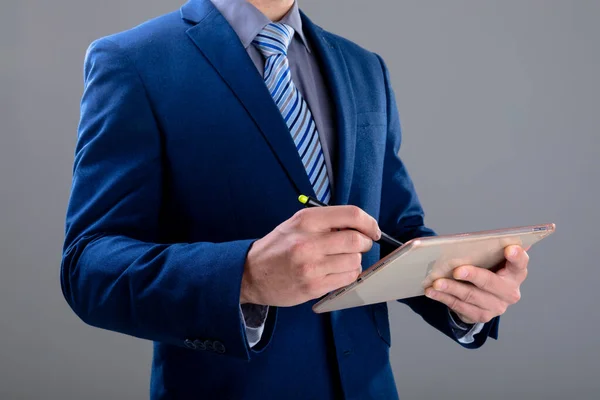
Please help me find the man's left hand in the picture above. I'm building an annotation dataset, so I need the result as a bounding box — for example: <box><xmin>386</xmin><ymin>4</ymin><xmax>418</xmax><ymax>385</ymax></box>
<box><xmin>425</xmin><ymin>245</ymin><xmax>529</xmax><ymax>324</ymax></box>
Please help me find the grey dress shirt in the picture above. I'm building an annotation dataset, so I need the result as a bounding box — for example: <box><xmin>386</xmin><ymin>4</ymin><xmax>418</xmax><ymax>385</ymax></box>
<box><xmin>209</xmin><ymin>0</ymin><xmax>484</xmax><ymax>347</ymax></box>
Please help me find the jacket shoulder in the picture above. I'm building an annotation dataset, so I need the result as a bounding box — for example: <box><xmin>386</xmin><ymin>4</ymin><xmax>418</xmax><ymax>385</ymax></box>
<box><xmin>316</xmin><ymin>27</ymin><xmax>388</xmax><ymax>111</ymax></box>
<box><xmin>87</xmin><ymin>10</ymin><xmax>188</xmax><ymax>58</ymax></box>
<box><xmin>319</xmin><ymin>28</ymin><xmax>383</xmax><ymax>69</ymax></box>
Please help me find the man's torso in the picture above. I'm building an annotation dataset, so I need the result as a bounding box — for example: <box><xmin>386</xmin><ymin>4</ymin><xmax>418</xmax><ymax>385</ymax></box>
<box><xmin>86</xmin><ymin>1</ymin><xmax>396</xmax><ymax>398</ymax></box>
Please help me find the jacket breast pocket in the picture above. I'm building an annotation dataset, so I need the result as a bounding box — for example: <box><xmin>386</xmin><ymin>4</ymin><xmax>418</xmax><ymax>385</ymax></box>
<box><xmin>356</xmin><ymin>111</ymin><xmax>387</xmax><ymax>148</ymax></box>
<box><xmin>371</xmin><ymin>302</ymin><xmax>391</xmax><ymax>347</ymax></box>
<box><xmin>356</xmin><ymin>111</ymin><xmax>386</xmax><ymax>132</ymax></box>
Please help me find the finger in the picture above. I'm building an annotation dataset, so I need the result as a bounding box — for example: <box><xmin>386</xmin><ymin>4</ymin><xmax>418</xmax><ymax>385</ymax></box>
<box><xmin>313</xmin><ymin>253</ymin><xmax>363</xmax><ymax>276</ymax></box>
<box><xmin>291</xmin><ymin>206</ymin><xmax>381</xmax><ymax>241</ymax></box>
<box><xmin>503</xmin><ymin>245</ymin><xmax>529</xmax><ymax>277</ymax></box>
<box><xmin>424</xmin><ymin>289</ymin><xmax>495</xmax><ymax>324</ymax></box>
<box><xmin>318</xmin><ymin>268</ymin><xmax>361</xmax><ymax>296</ymax></box>
<box><xmin>453</xmin><ymin>266</ymin><xmax>521</xmax><ymax>304</ymax></box>
<box><xmin>432</xmin><ymin>278</ymin><xmax>506</xmax><ymax>314</ymax></box>
<box><xmin>453</xmin><ymin>265</ymin><xmax>505</xmax><ymax>294</ymax></box>
<box><xmin>317</xmin><ymin>230</ymin><xmax>373</xmax><ymax>255</ymax></box>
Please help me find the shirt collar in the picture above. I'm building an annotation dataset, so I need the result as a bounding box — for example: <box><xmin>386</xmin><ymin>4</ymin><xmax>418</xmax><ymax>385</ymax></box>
<box><xmin>210</xmin><ymin>0</ymin><xmax>311</xmax><ymax>52</ymax></box>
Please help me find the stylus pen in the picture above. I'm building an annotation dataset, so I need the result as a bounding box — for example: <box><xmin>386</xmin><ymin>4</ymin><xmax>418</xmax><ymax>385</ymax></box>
<box><xmin>297</xmin><ymin>194</ymin><xmax>404</xmax><ymax>249</ymax></box>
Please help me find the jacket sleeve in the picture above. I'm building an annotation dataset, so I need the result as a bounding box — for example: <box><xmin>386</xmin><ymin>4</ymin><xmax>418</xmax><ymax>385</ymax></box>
<box><xmin>61</xmin><ymin>38</ymin><xmax>275</xmax><ymax>360</ymax></box>
<box><xmin>374</xmin><ymin>53</ymin><xmax>499</xmax><ymax>349</ymax></box>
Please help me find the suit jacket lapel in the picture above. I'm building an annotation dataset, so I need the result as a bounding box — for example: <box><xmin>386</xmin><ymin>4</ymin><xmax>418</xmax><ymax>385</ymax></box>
<box><xmin>301</xmin><ymin>12</ymin><xmax>357</xmax><ymax>206</ymax></box>
<box><xmin>181</xmin><ymin>0</ymin><xmax>316</xmax><ymax>198</ymax></box>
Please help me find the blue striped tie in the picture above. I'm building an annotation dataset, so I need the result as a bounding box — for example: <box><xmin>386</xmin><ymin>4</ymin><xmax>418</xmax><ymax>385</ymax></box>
<box><xmin>253</xmin><ymin>23</ymin><xmax>331</xmax><ymax>204</ymax></box>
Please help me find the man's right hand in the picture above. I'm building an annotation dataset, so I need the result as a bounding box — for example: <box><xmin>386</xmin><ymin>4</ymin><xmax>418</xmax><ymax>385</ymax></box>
<box><xmin>240</xmin><ymin>206</ymin><xmax>382</xmax><ymax>307</ymax></box>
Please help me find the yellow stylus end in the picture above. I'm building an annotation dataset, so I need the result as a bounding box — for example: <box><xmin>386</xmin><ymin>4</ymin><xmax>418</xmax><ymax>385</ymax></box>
<box><xmin>298</xmin><ymin>194</ymin><xmax>309</xmax><ymax>204</ymax></box>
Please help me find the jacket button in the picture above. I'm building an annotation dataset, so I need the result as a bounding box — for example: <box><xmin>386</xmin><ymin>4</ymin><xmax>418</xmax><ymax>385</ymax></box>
<box><xmin>193</xmin><ymin>340</ymin><xmax>206</xmax><ymax>351</ymax></box>
<box><xmin>204</xmin><ymin>340</ymin><xmax>214</xmax><ymax>352</ymax></box>
<box><xmin>213</xmin><ymin>341</ymin><xmax>226</xmax><ymax>354</ymax></box>
<box><xmin>184</xmin><ymin>339</ymin><xmax>196</xmax><ymax>350</ymax></box>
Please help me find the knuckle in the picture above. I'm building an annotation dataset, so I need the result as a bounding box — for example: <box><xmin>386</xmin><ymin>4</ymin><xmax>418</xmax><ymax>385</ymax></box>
<box><xmin>344</xmin><ymin>271</ymin><xmax>359</xmax><ymax>285</ymax></box>
<box><xmin>480</xmin><ymin>271</ymin><xmax>492</xmax><ymax>290</ymax></box>
<box><xmin>364</xmin><ymin>236</ymin><xmax>374</xmax><ymax>252</ymax></box>
<box><xmin>449</xmin><ymin>297</ymin><xmax>460</xmax><ymax>311</ymax></box>
<box><xmin>291</xmin><ymin>208</ymin><xmax>311</xmax><ymax>230</ymax></box>
<box><xmin>472</xmin><ymin>310</ymin><xmax>484</xmax><ymax>323</ymax></box>
<box><xmin>297</xmin><ymin>261</ymin><xmax>315</xmax><ymax>278</ymax></box>
<box><xmin>481</xmin><ymin>312</ymin><xmax>494</xmax><ymax>324</ymax></box>
<box><xmin>348</xmin><ymin>231</ymin><xmax>364</xmax><ymax>251</ymax></box>
<box><xmin>463</xmin><ymin>288</ymin><xmax>475</xmax><ymax>304</ymax></box>
<box><xmin>498</xmin><ymin>303</ymin><xmax>508</xmax><ymax>315</ymax></box>
<box><xmin>351</xmin><ymin>252</ymin><xmax>362</xmax><ymax>268</ymax></box>
<box><xmin>288</xmin><ymin>238</ymin><xmax>313</xmax><ymax>262</ymax></box>
<box><xmin>288</xmin><ymin>240</ymin><xmax>304</xmax><ymax>259</ymax></box>
<box><xmin>510</xmin><ymin>288</ymin><xmax>522</xmax><ymax>304</ymax></box>
<box><xmin>302</xmin><ymin>280</ymin><xmax>320</xmax><ymax>297</ymax></box>
<box><xmin>348</xmin><ymin>205</ymin><xmax>363</xmax><ymax>221</ymax></box>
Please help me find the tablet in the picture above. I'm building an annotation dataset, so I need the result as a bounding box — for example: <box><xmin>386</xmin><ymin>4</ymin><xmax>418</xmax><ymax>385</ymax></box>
<box><xmin>312</xmin><ymin>223</ymin><xmax>555</xmax><ymax>313</ymax></box>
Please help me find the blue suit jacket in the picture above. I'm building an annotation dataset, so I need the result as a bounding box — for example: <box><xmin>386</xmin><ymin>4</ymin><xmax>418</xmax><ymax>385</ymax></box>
<box><xmin>61</xmin><ymin>0</ymin><xmax>498</xmax><ymax>398</ymax></box>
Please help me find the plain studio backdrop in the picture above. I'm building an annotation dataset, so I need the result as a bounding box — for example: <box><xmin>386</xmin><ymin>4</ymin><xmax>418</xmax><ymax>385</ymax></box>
<box><xmin>2</xmin><ymin>0</ymin><xmax>599</xmax><ymax>399</ymax></box>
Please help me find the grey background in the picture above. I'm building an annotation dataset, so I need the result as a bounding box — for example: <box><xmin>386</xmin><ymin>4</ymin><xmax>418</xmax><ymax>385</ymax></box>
<box><xmin>2</xmin><ymin>0</ymin><xmax>599</xmax><ymax>399</ymax></box>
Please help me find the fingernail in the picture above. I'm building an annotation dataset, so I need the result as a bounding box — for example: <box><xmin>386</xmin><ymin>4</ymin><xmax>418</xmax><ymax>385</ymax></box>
<box><xmin>510</xmin><ymin>247</ymin><xmax>518</xmax><ymax>257</ymax></box>
<box><xmin>458</xmin><ymin>269</ymin><xmax>469</xmax><ymax>279</ymax></box>
<box><xmin>425</xmin><ymin>289</ymin><xmax>436</xmax><ymax>298</ymax></box>
<box><xmin>377</xmin><ymin>228</ymin><xmax>382</xmax><ymax>240</ymax></box>
<box><xmin>435</xmin><ymin>280</ymin><xmax>447</xmax><ymax>290</ymax></box>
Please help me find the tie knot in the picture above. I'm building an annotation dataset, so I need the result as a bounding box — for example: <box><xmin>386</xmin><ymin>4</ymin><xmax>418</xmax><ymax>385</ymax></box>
<box><xmin>252</xmin><ymin>23</ymin><xmax>295</xmax><ymax>58</ymax></box>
